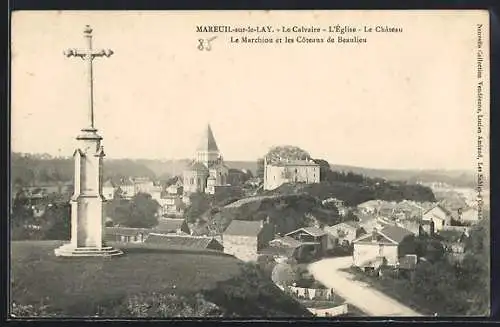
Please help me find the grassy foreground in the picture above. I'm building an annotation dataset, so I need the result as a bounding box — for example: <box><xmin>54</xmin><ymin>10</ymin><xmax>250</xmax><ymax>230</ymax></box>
<box><xmin>11</xmin><ymin>241</ymin><xmax>311</xmax><ymax>318</ymax></box>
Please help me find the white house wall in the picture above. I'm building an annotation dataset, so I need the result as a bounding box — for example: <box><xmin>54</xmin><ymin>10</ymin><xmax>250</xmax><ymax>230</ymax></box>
<box><xmin>353</xmin><ymin>242</ymin><xmax>399</xmax><ymax>267</ymax></box>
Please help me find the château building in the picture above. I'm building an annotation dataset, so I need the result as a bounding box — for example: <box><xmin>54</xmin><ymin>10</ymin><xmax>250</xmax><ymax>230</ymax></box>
<box><xmin>263</xmin><ymin>156</ymin><xmax>320</xmax><ymax>191</ymax></box>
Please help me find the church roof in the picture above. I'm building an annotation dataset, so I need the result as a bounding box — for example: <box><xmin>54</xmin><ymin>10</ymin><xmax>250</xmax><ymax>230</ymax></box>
<box><xmin>209</xmin><ymin>162</ymin><xmax>228</xmax><ymax>170</ymax></box>
<box><xmin>196</xmin><ymin>124</ymin><xmax>219</xmax><ymax>152</ymax></box>
<box><xmin>186</xmin><ymin>161</ymin><xmax>209</xmax><ymax>172</ymax></box>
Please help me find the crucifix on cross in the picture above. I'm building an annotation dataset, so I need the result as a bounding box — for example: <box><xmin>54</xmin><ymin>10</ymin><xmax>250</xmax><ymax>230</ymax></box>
<box><xmin>63</xmin><ymin>25</ymin><xmax>114</xmax><ymax>132</ymax></box>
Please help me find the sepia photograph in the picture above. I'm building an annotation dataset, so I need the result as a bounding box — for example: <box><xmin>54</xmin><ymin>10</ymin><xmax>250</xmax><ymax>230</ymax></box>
<box><xmin>10</xmin><ymin>10</ymin><xmax>490</xmax><ymax>318</ymax></box>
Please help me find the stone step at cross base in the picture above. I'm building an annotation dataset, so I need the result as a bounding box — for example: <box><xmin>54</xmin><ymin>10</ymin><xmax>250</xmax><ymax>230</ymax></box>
<box><xmin>54</xmin><ymin>243</ymin><xmax>124</xmax><ymax>257</ymax></box>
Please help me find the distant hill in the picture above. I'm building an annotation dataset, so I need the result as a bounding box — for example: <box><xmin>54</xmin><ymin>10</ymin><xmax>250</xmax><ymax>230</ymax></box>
<box><xmin>329</xmin><ymin>164</ymin><xmax>477</xmax><ymax>188</ymax></box>
<box><xmin>11</xmin><ymin>152</ymin><xmax>477</xmax><ymax>188</ymax></box>
<box><xmin>11</xmin><ymin>241</ymin><xmax>311</xmax><ymax>318</ymax></box>
<box><xmin>131</xmin><ymin>159</ymin><xmax>478</xmax><ymax>188</ymax></box>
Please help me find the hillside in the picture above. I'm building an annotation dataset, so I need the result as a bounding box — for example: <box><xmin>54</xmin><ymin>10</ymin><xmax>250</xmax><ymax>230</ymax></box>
<box><xmin>211</xmin><ymin>194</ymin><xmax>339</xmax><ymax>235</ymax></box>
<box><xmin>11</xmin><ymin>241</ymin><xmax>311</xmax><ymax>318</ymax></box>
<box><xmin>265</xmin><ymin>181</ymin><xmax>436</xmax><ymax>206</ymax></box>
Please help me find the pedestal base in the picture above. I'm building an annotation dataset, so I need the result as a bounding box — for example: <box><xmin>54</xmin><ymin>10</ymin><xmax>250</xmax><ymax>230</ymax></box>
<box><xmin>54</xmin><ymin>243</ymin><xmax>124</xmax><ymax>257</ymax></box>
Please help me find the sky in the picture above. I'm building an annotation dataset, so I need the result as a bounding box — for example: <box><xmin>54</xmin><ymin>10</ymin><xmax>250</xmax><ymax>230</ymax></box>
<box><xmin>11</xmin><ymin>11</ymin><xmax>489</xmax><ymax>170</ymax></box>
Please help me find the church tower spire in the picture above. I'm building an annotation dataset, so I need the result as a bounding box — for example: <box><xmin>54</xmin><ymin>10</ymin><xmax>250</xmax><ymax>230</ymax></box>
<box><xmin>195</xmin><ymin>123</ymin><xmax>220</xmax><ymax>168</ymax></box>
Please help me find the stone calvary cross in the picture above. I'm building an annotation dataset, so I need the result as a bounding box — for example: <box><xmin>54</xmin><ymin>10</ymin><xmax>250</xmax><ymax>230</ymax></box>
<box><xmin>54</xmin><ymin>25</ymin><xmax>122</xmax><ymax>257</ymax></box>
<box><xmin>63</xmin><ymin>25</ymin><xmax>114</xmax><ymax>131</ymax></box>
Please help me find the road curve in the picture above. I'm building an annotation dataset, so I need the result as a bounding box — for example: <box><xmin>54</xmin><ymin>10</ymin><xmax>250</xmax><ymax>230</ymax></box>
<box><xmin>308</xmin><ymin>257</ymin><xmax>423</xmax><ymax>317</ymax></box>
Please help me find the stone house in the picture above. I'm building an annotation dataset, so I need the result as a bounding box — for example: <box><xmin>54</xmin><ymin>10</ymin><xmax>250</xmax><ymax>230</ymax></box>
<box><xmin>397</xmin><ymin>219</ymin><xmax>435</xmax><ymax>237</ymax></box>
<box><xmin>460</xmin><ymin>207</ymin><xmax>480</xmax><ymax>224</ymax></box>
<box><xmin>118</xmin><ymin>178</ymin><xmax>135</xmax><ymax>199</ymax></box>
<box><xmin>357</xmin><ymin>200</ymin><xmax>382</xmax><ymax>215</ymax></box>
<box><xmin>222</xmin><ymin>218</ymin><xmax>275</xmax><ymax>262</ymax></box>
<box><xmin>166</xmin><ymin>180</ymin><xmax>183</xmax><ymax>195</ymax></box>
<box><xmin>157</xmin><ymin>195</ymin><xmax>185</xmax><ymax>218</ymax></box>
<box><xmin>422</xmin><ymin>204</ymin><xmax>453</xmax><ymax>232</ymax></box>
<box><xmin>133</xmin><ymin>177</ymin><xmax>156</xmax><ymax>194</ymax></box>
<box><xmin>324</xmin><ymin>221</ymin><xmax>365</xmax><ymax>248</ymax></box>
<box><xmin>285</xmin><ymin>227</ymin><xmax>328</xmax><ymax>258</ymax></box>
<box><xmin>352</xmin><ymin>225</ymin><xmax>416</xmax><ymax>269</ymax></box>
<box><xmin>102</xmin><ymin>180</ymin><xmax>116</xmax><ymax>201</ymax></box>
<box><xmin>262</xmin><ymin>236</ymin><xmax>304</xmax><ymax>261</ymax></box>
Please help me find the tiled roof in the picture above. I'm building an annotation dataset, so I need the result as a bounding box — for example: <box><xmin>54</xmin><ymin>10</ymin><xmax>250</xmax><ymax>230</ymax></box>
<box><xmin>144</xmin><ymin>233</ymin><xmax>222</xmax><ymax>250</ymax></box>
<box><xmin>423</xmin><ymin>204</ymin><xmax>452</xmax><ymax>216</ymax></box>
<box><xmin>154</xmin><ymin>218</ymin><xmax>186</xmax><ymax>233</ymax></box>
<box><xmin>324</xmin><ymin>221</ymin><xmax>360</xmax><ymax>235</ymax></box>
<box><xmin>379</xmin><ymin>225</ymin><xmax>414</xmax><ymax>243</ymax></box>
<box><xmin>120</xmin><ymin>178</ymin><xmax>135</xmax><ymax>186</ymax></box>
<box><xmin>259</xmin><ymin>246</ymin><xmax>297</xmax><ymax>258</ymax></box>
<box><xmin>358</xmin><ymin>200</ymin><xmax>382</xmax><ymax>208</ymax></box>
<box><xmin>269</xmin><ymin>236</ymin><xmax>303</xmax><ymax>248</ymax></box>
<box><xmin>223</xmin><ymin>220</ymin><xmax>263</xmax><ymax>237</ymax></box>
<box><xmin>286</xmin><ymin>227</ymin><xmax>327</xmax><ymax>238</ymax></box>
<box><xmin>105</xmin><ymin>227</ymin><xmax>151</xmax><ymax>237</ymax></box>
<box><xmin>196</xmin><ymin>124</ymin><xmax>219</xmax><ymax>152</ymax></box>
<box><xmin>342</xmin><ymin>220</ymin><xmax>361</xmax><ymax>229</ymax></box>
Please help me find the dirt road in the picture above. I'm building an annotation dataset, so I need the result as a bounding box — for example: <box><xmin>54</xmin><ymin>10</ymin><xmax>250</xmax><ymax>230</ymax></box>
<box><xmin>308</xmin><ymin>257</ymin><xmax>423</xmax><ymax>317</ymax></box>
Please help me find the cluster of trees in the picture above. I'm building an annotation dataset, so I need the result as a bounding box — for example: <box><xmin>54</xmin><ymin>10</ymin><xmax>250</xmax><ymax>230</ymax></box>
<box><xmin>203</xmin><ymin>262</ymin><xmax>311</xmax><ymax>317</ymax></box>
<box><xmin>11</xmin><ymin>193</ymin><xmax>71</xmax><ymax>241</ymax></box>
<box><xmin>11</xmin><ymin>153</ymin><xmax>156</xmax><ymax>187</ymax></box>
<box><xmin>265</xmin><ymin>146</ymin><xmax>311</xmax><ymax>164</ymax></box>
<box><xmin>268</xmin><ymin>180</ymin><xmax>435</xmax><ymax>207</ymax></box>
<box><xmin>268</xmin><ymin>166</ymin><xmax>436</xmax><ymax>207</ymax></box>
<box><xmin>105</xmin><ymin>193</ymin><xmax>160</xmax><ymax>228</ymax></box>
<box><xmin>373</xmin><ymin>219</ymin><xmax>489</xmax><ymax>316</ymax></box>
<box><xmin>11</xmin><ymin>190</ymin><xmax>161</xmax><ymax>240</ymax></box>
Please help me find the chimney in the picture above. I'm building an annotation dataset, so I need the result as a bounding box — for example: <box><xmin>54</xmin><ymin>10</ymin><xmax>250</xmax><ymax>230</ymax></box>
<box><xmin>371</xmin><ymin>228</ymin><xmax>377</xmax><ymax>242</ymax></box>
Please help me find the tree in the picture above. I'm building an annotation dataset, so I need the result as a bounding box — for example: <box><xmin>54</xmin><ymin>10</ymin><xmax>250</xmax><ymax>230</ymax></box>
<box><xmin>256</xmin><ymin>158</ymin><xmax>265</xmax><ymax>179</ymax></box>
<box><xmin>265</xmin><ymin>145</ymin><xmax>311</xmax><ymax>164</ymax></box>
<box><xmin>185</xmin><ymin>193</ymin><xmax>212</xmax><ymax>223</ymax></box>
<box><xmin>112</xmin><ymin>193</ymin><xmax>159</xmax><ymax>228</ymax></box>
<box><xmin>344</xmin><ymin>210</ymin><xmax>358</xmax><ymax>221</ymax></box>
<box><xmin>11</xmin><ymin>192</ymin><xmax>36</xmax><ymax>240</ymax></box>
<box><xmin>313</xmin><ymin>159</ymin><xmax>332</xmax><ymax>181</ymax></box>
<box><xmin>41</xmin><ymin>203</ymin><xmax>71</xmax><ymax>240</ymax></box>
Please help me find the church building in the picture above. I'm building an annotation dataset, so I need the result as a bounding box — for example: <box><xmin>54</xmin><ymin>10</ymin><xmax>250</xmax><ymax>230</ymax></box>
<box><xmin>183</xmin><ymin>124</ymin><xmax>230</xmax><ymax>197</ymax></box>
